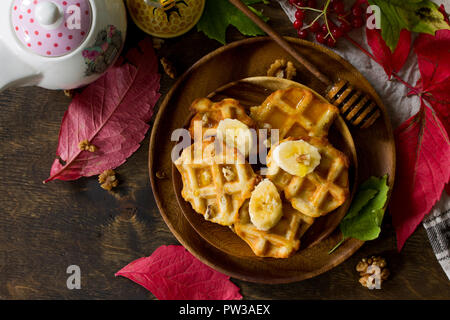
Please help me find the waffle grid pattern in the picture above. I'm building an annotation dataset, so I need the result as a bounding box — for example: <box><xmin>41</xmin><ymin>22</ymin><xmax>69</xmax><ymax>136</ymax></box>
<box><xmin>250</xmin><ymin>87</ymin><xmax>338</xmax><ymax>139</ymax></box>
<box><xmin>234</xmin><ymin>201</ymin><xmax>315</xmax><ymax>258</ymax></box>
<box><xmin>267</xmin><ymin>137</ymin><xmax>349</xmax><ymax>218</ymax></box>
<box><xmin>175</xmin><ymin>139</ymin><xmax>257</xmax><ymax>226</ymax></box>
<box><xmin>189</xmin><ymin>98</ymin><xmax>255</xmax><ymax>140</ymax></box>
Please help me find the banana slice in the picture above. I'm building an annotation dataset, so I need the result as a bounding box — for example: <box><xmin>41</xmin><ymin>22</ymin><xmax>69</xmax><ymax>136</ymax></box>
<box><xmin>217</xmin><ymin>119</ymin><xmax>253</xmax><ymax>157</ymax></box>
<box><xmin>273</xmin><ymin>140</ymin><xmax>321</xmax><ymax>177</ymax></box>
<box><xmin>249</xmin><ymin>179</ymin><xmax>283</xmax><ymax>231</ymax></box>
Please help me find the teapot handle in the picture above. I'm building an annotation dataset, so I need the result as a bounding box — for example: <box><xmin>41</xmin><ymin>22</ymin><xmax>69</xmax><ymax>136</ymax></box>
<box><xmin>0</xmin><ymin>40</ymin><xmax>41</xmax><ymax>93</ymax></box>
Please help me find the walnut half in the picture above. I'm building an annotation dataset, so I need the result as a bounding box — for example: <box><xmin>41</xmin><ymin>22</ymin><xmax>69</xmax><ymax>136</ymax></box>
<box><xmin>267</xmin><ymin>59</ymin><xmax>297</xmax><ymax>80</ymax></box>
<box><xmin>160</xmin><ymin>57</ymin><xmax>177</xmax><ymax>79</ymax></box>
<box><xmin>78</xmin><ymin>139</ymin><xmax>97</xmax><ymax>153</ymax></box>
<box><xmin>356</xmin><ymin>256</ymin><xmax>390</xmax><ymax>289</ymax></box>
<box><xmin>222</xmin><ymin>166</ymin><xmax>235</xmax><ymax>181</ymax></box>
<box><xmin>99</xmin><ymin>169</ymin><xmax>119</xmax><ymax>191</ymax></box>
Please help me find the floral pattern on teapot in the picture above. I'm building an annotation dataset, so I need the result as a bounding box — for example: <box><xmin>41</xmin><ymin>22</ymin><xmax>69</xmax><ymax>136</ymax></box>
<box><xmin>82</xmin><ymin>25</ymin><xmax>122</xmax><ymax>76</ymax></box>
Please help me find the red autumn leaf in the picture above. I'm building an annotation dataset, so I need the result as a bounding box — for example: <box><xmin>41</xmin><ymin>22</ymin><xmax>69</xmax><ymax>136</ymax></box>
<box><xmin>391</xmin><ymin>27</ymin><xmax>450</xmax><ymax>249</ymax></box>
<box><xmin>45</xmin><ymin>38</ymin><xmax>160</xmax><ymax>183</ymax></box>
<box><xmin>115</xmin><ymin>245</ymin><xmax>242</xmax><ymax>300</ymax></box>
<box><xmin>414</xmin><ymin>29</ymin><xmax>450</xmax><ymax>102</ymax></box>
<box><xmin>391</xmin><ymin>102</ymin><xmax>450</xmax><ymax>250</ymax></box>
<box><xmin>366</xmin><ymin>28</ymin><xmax>411</xmax><ymax>77</ymax></box>
<box><xmin>412</xmin><ymin>29</ymin><xmax>450</xmax><ymax>135</ymax></box>
<box><xmin>427</xmin><ymin>100</ymin><xmax>450</xmax><ymax>139</ymax></box>
<box><xmin>412</xmin><ymin>27</ymin><xmax>450</xmax><ymax>198</ymax></box>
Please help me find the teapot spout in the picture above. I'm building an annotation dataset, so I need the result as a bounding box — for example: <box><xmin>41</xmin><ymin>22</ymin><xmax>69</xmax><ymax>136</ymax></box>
<box><xmin>0</xmin><ymin>41</ymin><xmax>41</xmax><ymax>93</ymax></box>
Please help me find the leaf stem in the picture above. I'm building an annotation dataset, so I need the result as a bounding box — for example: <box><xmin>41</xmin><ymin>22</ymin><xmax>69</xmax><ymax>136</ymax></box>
<box><xmin>343</xmin><ymin>33</ymin><xmax>377</xmax><ymax>61</ymax></box>
<box><xmin>391</xmin><ymin>73</ymin><xmax>420</xmax><ymax>94</ymax></box>
<box><xmin>328</xmin><ymin>237</ymin><xmax>345</xmax><ymax>254</ymax></box>
<box><xmin>343</xmin><ymin>34</ymin><xmax>420</xmax><ymax>95</ymax></box>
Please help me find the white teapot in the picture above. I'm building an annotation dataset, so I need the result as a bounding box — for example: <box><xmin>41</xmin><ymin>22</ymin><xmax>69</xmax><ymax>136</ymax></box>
<box><xmin>0</xmin><ymin>0</ymin><xmax>127</xmax><ymax>92</ymax></box>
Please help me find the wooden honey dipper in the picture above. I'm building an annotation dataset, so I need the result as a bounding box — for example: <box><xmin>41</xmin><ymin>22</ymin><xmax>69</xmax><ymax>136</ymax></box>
<box><xmin>229</xmin><ymin>0</ymin><xmax>381</xmax><ymax>129</ymax></box>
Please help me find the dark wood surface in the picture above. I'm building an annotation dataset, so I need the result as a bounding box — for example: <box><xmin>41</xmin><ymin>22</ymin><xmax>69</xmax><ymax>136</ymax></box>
<box><xmin>0</xmin><ymin>2</ymin><xmax>448</xmax><ymax>299</ymax></box>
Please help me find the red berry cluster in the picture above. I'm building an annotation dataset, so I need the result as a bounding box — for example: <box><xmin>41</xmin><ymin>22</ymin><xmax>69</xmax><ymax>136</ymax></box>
<box><xmin>288</xmin><ymin>0</ymin><xmax>366</xmax><ymax>47</ymax></box>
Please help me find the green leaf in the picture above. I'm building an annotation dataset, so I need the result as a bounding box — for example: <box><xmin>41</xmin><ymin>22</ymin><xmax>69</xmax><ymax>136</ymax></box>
<box><xmin>329</xmin><ymin>176</ymin><xmax>389</xmax><ymax>254</ymax></box>
<box><xmin>359</xmin><ymin>175</ymin><xmax>390</xmax><ymax>225</ymax></box>
<box><xmin>197</xmin><ymin>0</ymin><xmax>268</xmax><ymax>44</ymax></box>
<box><xmin>341</xmin><ymin>207</ymin><xmax>382</xmax><ymax>241</ymax></box>
<box><xmin>368</xmin><ymin>0</ymin><xmax>450</xmax><ymax>51</ymax></box>
<box><xmin>343</xmin><ymin>188</ymin><xmax>378</xmax><ymax>221</ymax></box>
<box><xmin>341</xmin><ymin>175</ymin><xmax>389</xmax><ymax>241</ymax></box>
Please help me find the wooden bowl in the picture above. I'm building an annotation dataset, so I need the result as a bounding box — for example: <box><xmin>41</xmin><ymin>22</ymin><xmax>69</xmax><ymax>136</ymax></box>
<box><xmin>149</xmin><ymin>37</ymin><xmax>396</xmax><ymax>284</ymax></box>
<box><xmin>172</xmin><ymin>77</ymin><xmax>358</xmax><ymax>258</ymax></box>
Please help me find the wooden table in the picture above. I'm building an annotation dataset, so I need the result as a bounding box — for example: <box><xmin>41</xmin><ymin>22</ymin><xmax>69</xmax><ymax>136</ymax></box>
<box><xmin>0</xmin><ymin>2</ymin><xmax>449</xmax><ymax>299</ymax></box>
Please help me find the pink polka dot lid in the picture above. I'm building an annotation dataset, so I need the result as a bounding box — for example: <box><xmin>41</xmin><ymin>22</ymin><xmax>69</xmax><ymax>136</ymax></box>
<box><xmin>11</xmin><ymin>0</ymin><xmax>92</xmax><ymax>57</ymax></box>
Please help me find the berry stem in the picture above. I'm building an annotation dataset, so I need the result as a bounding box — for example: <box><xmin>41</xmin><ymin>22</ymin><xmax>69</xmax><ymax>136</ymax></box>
<box><xmin>303</xmin><ymin>11</ymin><xmax>324</xmax><ymax>30</ymax></box>
<box><xmin>294</xmin><ymin>5</ymin><xmax>323</xmax><ymax>13</ymax></box>
<box><xmin>323</xmin><ymin>0</ymin><xmax>335</xmax><ymax>41</ymax></box>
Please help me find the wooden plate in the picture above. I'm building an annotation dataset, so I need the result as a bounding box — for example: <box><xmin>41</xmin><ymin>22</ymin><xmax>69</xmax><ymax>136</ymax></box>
<box><xmin>149</xmin><ymin>37</ymin><xmax>395</xmax><ymax>284</ymax></box>
<box><xmin>172</xmin><ymin>77</ymin><xmax>358</xmax><ymax>258</ymax></box>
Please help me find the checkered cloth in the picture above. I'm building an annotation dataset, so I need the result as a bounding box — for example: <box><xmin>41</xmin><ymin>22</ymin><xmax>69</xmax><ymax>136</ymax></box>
<box><xmin>276</xmin><ymin>0</ymin><xmax>450</xmax><ymax>280</ymax></box>
<box><xmin>423</xmin><ymin>192</ymin><xmax>450</xmax><ymax>280</ymax></box>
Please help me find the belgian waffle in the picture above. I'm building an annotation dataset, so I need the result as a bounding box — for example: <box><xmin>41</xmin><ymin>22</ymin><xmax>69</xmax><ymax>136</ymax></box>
<box><xmin>250</xmin><ymin>87</ymin><xmax>338</xmax><ymax>139</ymax></box>
<box><xmin>189</xmin><ymin>98</ymin><xmax>255</xmax><ymax>140</ymax></box>
<box><xmin>233</xmin><ymin>200</ymin><xmax>315</xmax><ymax>258</ymax></box>
<box><xmin>174</xmin><ymin>138</ymin><xmax>259</xmax><ymax>226</ymax></box>
<box><xmin>266</xmin><ymin>137</ymin><xmax>349</xmax><ymax>218</ymax></box>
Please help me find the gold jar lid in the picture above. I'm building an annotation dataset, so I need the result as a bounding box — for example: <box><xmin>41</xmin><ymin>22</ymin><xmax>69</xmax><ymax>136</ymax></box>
<box><xmin>127</xmin><ymin>0</ymin><xmax>205</xmax><ymax>38</ymax></box>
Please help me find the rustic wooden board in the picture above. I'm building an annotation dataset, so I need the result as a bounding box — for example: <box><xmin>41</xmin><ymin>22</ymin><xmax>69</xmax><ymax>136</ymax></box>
<box><xmin>149</xmin><ymin>37</ymin><xmax>396</xmax><ymax>283</ymax></box>
<box><xmin>0</xmin><ymin>2</ymin><xmax>448</xmax><ymax>298</ymax></box>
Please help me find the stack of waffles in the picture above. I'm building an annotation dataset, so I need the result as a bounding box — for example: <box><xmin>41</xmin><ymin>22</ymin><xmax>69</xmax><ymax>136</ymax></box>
<box><xmin>175</xmin><ymin>87</ymin><xmax>349</xmax><ymax>258</ymax></box>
